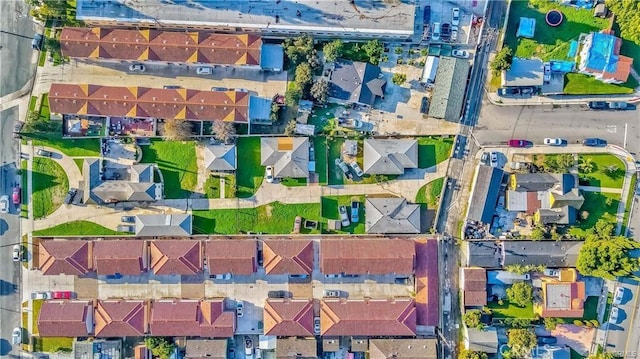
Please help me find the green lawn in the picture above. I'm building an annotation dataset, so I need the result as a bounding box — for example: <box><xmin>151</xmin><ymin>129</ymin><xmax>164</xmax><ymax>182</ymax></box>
<box><xmin>281</xmin><ymin>177</ymin><xmax>307</xmax><ymax>187</ymax></box>
<box><xmin>192</xmin><ymin>201</ymin><xmax>322</xmax><ymax>234</ymax></box>
<box><xmin>32</xmin><ymin>157</ymin><xmax>68</xmax><ymax>219</ymax></box>
<box><xmin>578</xmin><ymin>154</ymin><xmax>626</xmax><ymax>188</ymax></box>
<box><xmin>21</xmin><ymin>160</ymin><xmax>28</xmax><ymax>218</ymax></box>
<box><xmin>34</xmin><ymin>337</ymin><xmax>74</xmax><ymax>353</ymax></box>
<box><xmin>140</xmin><ymin>139</ymin><xmax>197</xmax><ymax>199</ymax></box>
<box><xmin>504</xmin><ymin>0</ymin><xmax>608</xmax><ymax>61</ymax></box>
<box><xmin>416</xmin><ymin>177</ymin><xmax>445</xmax><ymax>207</ymax></box>
<box><xmin>204</xmin><ymin>176</ymin><xmax>221</xmax><ymax>198</ymax></box>
<box><xmin>32</xmin><ymin>299</ymin><xmax>43</xmax><ymax>335</ymax></box>
<box><xmin>28</xmin><ymin>96</ymin><xmax>37</xmax><ymax>112</ymax></box>
<box><xmin>342</xmin><ymin>42</ymin><xmax>370</xmax><ymax>63</ymax></box>
<box><xmin>564</xmin><ymin>73</ymin><xmax>635</xmax><ymax>95</ymax></box>
<box><xmin>308</xmin><ymin>104</ymin><xmax>340</xmax><ymax>133</ymax></box>
<box><xmin>581</xmin><ymin>296</ymin><xmax>599</xmax><ymax>322</ymax></box>
<box><xmin>73</xmin><ymin>158</ymin><xmax>84</xmax><ymax>173</ymax></box>
<box><xmin>33</xmin><ymin>220</ymin><xmax>124</xmax><ymax>237</ymax></box>
<box><xmin>321</xmin><ymin>195</ymin><xmax>366</xmax><ymax>234</ymax></box>
<box><xmin>327</xmin><ymin>137</ymin><xmax>345</xmax><ymax>185</ymax></box>
<box><xmin>417</xmin><ymin>136</ymin><xmax>453</xmax><ymax>168</ymax></box>
<box><xmin>314</xmin><ymin>137</ymin><xmax>328</xmax><ymax>185</ymax></box>
<box><xmin>488</xmin><ymin>300</ymin><xmax>535</xmax><ymax>319</ymax></box>
<box><xmin>235</xmin><ymin>137</ymin><xmax>264</xmax><ymax>198</ymax></box>
<box><xmin>30</xmin><ymin>134</ymin><xmax>101</xmax><ymax>157</ymax></box>
<box><xmin>569</xmin><ymin>191</ymin><xmax>620</xmax><ymax>238</ymax></box>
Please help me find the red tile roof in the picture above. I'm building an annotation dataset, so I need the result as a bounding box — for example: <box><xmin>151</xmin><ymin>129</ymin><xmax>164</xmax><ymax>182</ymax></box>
<box><xmin>461</xmin><ymin>268</ymin><xmax>486</xmax><ymax>291</ymax></box>
<box><xmin>464</xmin><ymin>291</ymin><xmax>488</xmax><ymax>307</ymax></box>
<box><xmin>320</xmin><ymin>238</ymin><xmax>415</xmax><ymax>275</ymax></box>
<box><xmin>61</xmin><ymin>28</ymin><xmax>262</xmax><ymax>66</ymax></box>
<box><xmin>540</xmin><ymin>282</ymin><xmax>586</xmax><ymax>318</ymax></box>
<box><xmin>48</xmin><ymin>83</ymin><xmax>250</xmax><ymax>123</ymax></box>
<box><xmin>263</xmin><ymin>239</ymin><xmax>314</xmax><ymax>275</ymax></box>
<box><xmin>320</xmin><ymin>299</ymin><xmax>416</xmax><ymax>336</ymax></box>
<box><xmin>38</xmin><ymin>240</ymin><xmax>91</xmax><ymax>276</ymax></box>
<box><xmin>205</xmin><ymin>240</ymin><xmax>257</xmax><ymax>275</ymax></box>
<box><xmin>38</xmin><ymin>301</ymin><xmax>91</xmax><ymax>337</ymax></box>
<box><xmin>149</xmin><ymin>240</ymin><xmax>202</xmax><ymax>275</ymax></box>
<box><xmin>149</xmin><ymin>300</ymin><xmax>234</xmax><ymax>337</ymax></box>
<box><xmin>95</xmin><ymin>300</ymin><xmax>147</xmax><ymax>337</ymax></box>
<box><xmin>93</xmin><ymin>241</ymin><xmax>146</xmax><ymax>275</ymax></box>
<box><xmin>414</xmin><ymin>239</ymin><xmax>438</xmax><ymax>327</ymax></box>
<box><xmin>264</xmin><ymin>299</ymin><xmax>314</xmax><ymax>336</ymax></box>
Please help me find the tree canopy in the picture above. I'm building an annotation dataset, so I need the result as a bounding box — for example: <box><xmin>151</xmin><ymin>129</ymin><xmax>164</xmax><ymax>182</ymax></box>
<box><xmin>606</xmin><ymin>0</ymin><xmax>640</xmax><ymax>44</ymax></box>
<box><xmin>506</xmin><ymin>282</ymin><xmax>533</xmax><ymax>308</ymax></box>
<box><xmin>463</xmin><ymin>309</ymin><xmax>483</xmax><ymax>329</ymax></box>
<box><xmin>362</xmin><ymin>39</ymin><xmax>384</xmax><ymax>65</ymax></box>
<box><xmin>144</xmin><ymin>337</ymin><xmax>175</xmax><ymax>359</ymax></box>
<box><xmin>507</xmin><ymin>329</ymin><xmax>537</xmax><ymax>358</ymax></box>
<box><xmin>323</xmin><ymin>39</ymin><xmax>344</xmax><ymax>62</ymax></box>
<box><xmin>460</xmin><ymin>350</ymin><xmax>489</xmax><ymax>359</ymax></box>
<box><xmin>491</xmin><ymin>47</ymin><xmax>513</xmax><ymax>75</ymax></box>
<box><xmin>310</xmin><ymin>79</ymin><xmax>329</xmax><ymax>104</ymax></box>
<box><xmin>283</xmin><ymin>35</ymin><xmax>315</xmax><ymax>65</ymax></box>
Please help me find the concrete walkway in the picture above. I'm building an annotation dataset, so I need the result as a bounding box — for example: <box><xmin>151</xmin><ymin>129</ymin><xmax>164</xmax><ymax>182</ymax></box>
<box><xmin>486</xmin><ymin>89</ymin><xmax>640</xmax><ymax>107</ymax></box>
<box><xmin>579</xmin><ymin>186</ymin><xmax>623</xmax><ymax>194</ymax></box>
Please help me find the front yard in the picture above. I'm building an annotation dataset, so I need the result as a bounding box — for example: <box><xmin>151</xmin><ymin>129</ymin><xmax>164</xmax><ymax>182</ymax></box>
<box><xmin>33</xmin><ymin>220</ymin><xmax>124</xmax><ymax>237</ymax></box>
<box><xmin>140</xmin><ymin>139</ymin><xmax>198</xmax><ymax>199</ymax></box>
<box><xmin>418</xmin><ymin>136</ymin><xmax>453</xmax><ymax>168</ymax></box>
<box><xmin>415</xmin><ymin>177</ymin><xmax>445</xmax><ymax>208</ymax></box>
<box><xmin>32</xmin><ymin>157</ymin><xmax>68</xmax><ymax>219</ymax></box>
<box><xmin>569</xmin><ymin>191</ymin><xmax>620</xmax><ymax>238</ymax></box>
<box><xmin>321</xmin><ymin>195</ymin><xmax>366</xmax><ymax>234</ymax></box>
<box><xmin>564</xmin><ymin>73</ymin><xmax>636</xmax><ymax>95</ymax></box>
<box><xmin>235</xmin><ymin>137</ymin><xmax>265</xmax><ymax>198</ymax></box>
<box><xmin>578</xmin><ymin>154</ymin><xmax>625</xmax><ymax>188</ymax></box>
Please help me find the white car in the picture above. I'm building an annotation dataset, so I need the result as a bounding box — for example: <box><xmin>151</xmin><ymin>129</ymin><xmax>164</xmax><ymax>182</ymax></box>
<box><xmin>452</xmin><ymin>49</ymin><xmax>470</xmax><ymax>59</ymax></box>
<box><xmin>338</xmin><ymin>205</ymin><xmax>350</xmax><ymax>227</ymax></box>
<box><xmin>489</xmin><ymin>152</ymin><xmax>499</xmax><ymax>167</ymax></box>
<box><xmin>265</xmin><ymin>166</ymin><xmax>274</xmax><ymax>183</ymax></box>
<box><xmin>0</xmin><ymin>195</ymin><xmax>9</xmax><ymax>213</ymax></box>
<box><xmin>349</xmin><ymin>162</ymin><xmax>364</xmax><ymax>177</ymax></box>
<box><xmin>451</xmin><ymin>25</ymin><xmax>458</xmax><ymax>42</ymax></box>
<box><xmin>314</xmin><ymin>317</ymin><xmax>321</xmax><ymax>334</ymax></box>
<box><xmin>213</xmin><ymin>273</ymin><xmax>232</xmax><ymax>280</ymax></box>
<box><xmin>129</xmin><ymin>63</ymin><xmax>146</xmax><ymax>72</ymax></box>
<box><xmin>12</xmin><ymin>328</ymin><xmax>21</xmax><ymax>345</ymax></box>
<box><xmin>196</xmin><ymin>67</ymin><xmax>213</xmax><ymax>75</ymax></box>
<box><xmin>236</xmin><ymin>301</ymin><xmax>244</xmax><ymax>317</ymax></box>
<box><xmin>12</xmin><ymin>245</ymin><xmax>21</xmax><ymax>261</ymax></box>
<box><xmin>31</xmin><ymin>291</ymin><xmax>52</xmax><ymax>300</ymax></box>
<box><xmin>544</xmin><ymin>63</ymin><xmax>551</xmax><ymax>82</ymax></box>
<box><xmin>543</xmin><ymin>138</ymin><xmax>563</xmax><ymax>146</ymax></box>
<box><xmin>613</xmin><ymin>287</ymin><xmax>625</xmax><ymax>305</ymax></box>
<box><xmin>245</xmin><ymin>337</ymin><xmax>254</xmax><ymax>359</ymax></box>
<box><xmin>609</xmin><ymin>306</ymin><xmax>619</xmax><ymax>324</ymax></box>
<box><xmin>452</xmin><ymin>8</ymin><xmax>460</xmax><ymax>26</ymax></box>
<box><xmin>431</xmin><ymin>22</ymin><xmax>441</xmax><ymax>41</ymax></box>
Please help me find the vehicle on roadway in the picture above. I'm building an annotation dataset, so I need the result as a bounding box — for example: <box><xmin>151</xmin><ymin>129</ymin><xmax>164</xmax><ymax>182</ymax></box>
<box><xmin>508</xmin><ymin>139</ymin><xmax>529</xmax><ymax>148</ymax></box>
<box><xmin>129</xmin><ymin>64</ymin><xmax>146</xmax><ymax>72</ymax></box>
<box><xmin>265</xmin><ymin>166</ymin><xmax>274</xmax><ymax>183</ymax></box>
<box><xmin>452</xmin><ymin>49</ymin><xmax>470</xmax><ymax>58</ymax></box>
<box><xmin>609</xmin><ymin>306</ymin><xmax>619</xmax><ymax>324</ymax></box>
<box><xmin>0</xmin><ymin>195</ymin><xmax>9</xmax><ymax>213</ymax></box>
<box><xmin>613</xmin><ymin>287</ymin><xmax>625</xmax><ymax>305</ymax></box>
<box><xmin>588</xmin><ymin>101</ymin><xmax>607</xmax><ymax>110</ymax></box>
<box><xmin>13</xmin><ymin>245</ymin><xmax>22</xmax><ymax>261</ymax></box>
<box><xmin>543</xmin><ymin>138</ymin><xmax>563</xmax><ymax>146</ymax></box>
<box><xmin>12</xmin><ymin>328</ymin><xmax>21</xmax><ymax>345</ymax></box>
<box><xmin>608</xmin><ymin>102</ymin><xmax>636</xmax><ymax>111</ymax></box>
<box><xmin>32</xmin><ymin>34</ymin><xmax>43</xmax><ymax>50</ymax></box>
<box><xmin>339</xmin><ymin>205</ymin><xmax>350</xmax><ymax>227</ymax></box>
<box><xmin>236</xmin><ymin>301</ymin><xmax>244</xmax><ymax>317</ymax></box>
<box><xmin>583</xmin><ymin>138</ymin><xmax>607</xmax><ymax>147</ymax></box>
<box><xmin>12</xmin><ymin>186</ymin><xmax>20</xmax><ymax>204</ymax></box>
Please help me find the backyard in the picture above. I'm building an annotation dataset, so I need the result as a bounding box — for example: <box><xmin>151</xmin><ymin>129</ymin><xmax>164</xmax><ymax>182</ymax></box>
<box><xmin>32</xmin><ymin>157</ymin><xmax>68</xmax><ymax>219</ymax></box>
<box><xmin>488</xmin><ymin>300</ymin><xmax>535</xmax><ymax>319</ymax></box>
<box><xmin>140</xmin><ymin>140</ymin><xmax>198</xmax><ymax>199</ymax></box>
<box><xmin>33</xmin><ymin>220</ymin><xmax>124</xmax><ymax>237</ymax></box>
<box><xmin>564</xmin><ymin>73</ymin><xmax>636</xmax><ymax>95</ymax></box>
<box><xmin>313</xmin><ymin>137</ymin><xmax>328</xmax><ymax>185</ymax></box>
<box><xmin>235</xmin><ymin>137</ymin><xmax>265</xmax><ymax>198</ymax></box>
<box><xmin>577</xmin><ymin>154</ymin><xmax>625</xmax><ymax>188</ymax></box>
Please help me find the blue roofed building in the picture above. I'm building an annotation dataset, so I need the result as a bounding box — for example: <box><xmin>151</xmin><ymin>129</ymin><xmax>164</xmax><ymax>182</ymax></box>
<box><xmin>578</xmin><ymin>31</ymin><xmax>633</xmax><ymax>84</ymax></box>
<box><xmin>260</xmin><ymin>44</ymin><xmax>284</xmax><ymax>72</ymax></box>
<box><xmin>249</xmin><ymin>96</ymin><xmax>274</xmax><ymax>125</ymax></box>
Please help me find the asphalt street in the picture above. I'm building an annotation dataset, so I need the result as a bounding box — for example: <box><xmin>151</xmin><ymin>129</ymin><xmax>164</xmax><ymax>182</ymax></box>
<box><xmin>0</xmin><ymin>0</ymin><xmax>36</xmax><ymax>97</ymax></box>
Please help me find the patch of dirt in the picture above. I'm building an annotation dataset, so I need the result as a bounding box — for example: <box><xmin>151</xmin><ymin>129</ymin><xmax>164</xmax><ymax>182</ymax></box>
<box><xmin>265</xmin><ymin>205</ymin><xmax>273</xmax><ymax>218</ymax></box>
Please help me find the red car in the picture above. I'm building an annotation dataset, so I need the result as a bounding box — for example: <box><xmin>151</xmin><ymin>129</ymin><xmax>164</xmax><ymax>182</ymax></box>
<box><xmin>51</xmin><ymin>291</ymin><xmax>72</xmax><ymax>299</ymax></box>
<box><xmin>12</xmin><ymin>187</ymin><xmax>20</xmax><ymax>205</ymax></box>
<box><xmin>508</xmin><ymin>139</ymin><xmax>528</xmax><ymax>147</ymax></box>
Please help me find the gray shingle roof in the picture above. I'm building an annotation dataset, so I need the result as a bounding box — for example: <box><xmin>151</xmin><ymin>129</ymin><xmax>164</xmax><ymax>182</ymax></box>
<box><xmin>503</xmin><ymin>58</ymin><xmax>544</xmax><ymax>87</ymax></box>
<box><xmin>365</xmin><ymin>198</ymin><xmax>420</xmax><ymax>234</ymax></box>
<box><xmin>467</xmin><ymin>165</ymin><xmax>504</xmax><ymax>224</ymax></box>
<box><xmin>363</xmin><ymin>139</ymin><xmax>418</xmax><ymax>175</ymax></box>
<box><xmin>203</xmin><ymin>144</ymin><xmax>236</xmax><ymax>172</ymax></box>
<box><xmin>502</xmin><ymin>240</ymin><xmax>583</xmax><ymax>267</ymax></box>
<box><xmin>135</xmin><ymin>214</ymin><xmax>192</xmax><ymax>237</ymax></box>
<box><xmin>328</xmin><ymin>59</ymin><xmax>386</xmax><ymax>105</ymax></box>
<box><xmin>428</xmin><ymin>56</ymin><xmax>470</xmax><ymax>121</ymax></box>
<box><xmin>260</xmin><ymin>137</ymin><xmax>309</xmax><ymax>178</ymax></box>
<box><xmin>465</xmin><ymin>241</ymin><xmax>502</xmax><ymax>268</ymax></box>
<box><xmin>82</xmin><ymin>159</ymin><xmax>160</xmax><ymax>204</ymax></box>
<box><xmin>465</xmin><ymin>327</ymin><xmax>498</xmax><ymax>354</ymax></box>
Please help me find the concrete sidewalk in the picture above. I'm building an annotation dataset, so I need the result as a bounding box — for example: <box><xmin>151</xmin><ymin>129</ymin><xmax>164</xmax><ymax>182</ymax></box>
<box><xmin>486</xmin><ymin>90</ymin><xmax>640</xmax><ymax>107</ymax></box>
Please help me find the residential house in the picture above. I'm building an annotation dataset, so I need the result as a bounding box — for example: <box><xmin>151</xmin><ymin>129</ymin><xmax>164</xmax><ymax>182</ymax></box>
<box><xmin>264</xmin><ymin>299</ymin><xmax>315</xmax><ymax>337</ymax></box>
<box><xmin>365</xmin><ymin>198</ymin><xmax>421</xmax><ymax>234</ymax></box>
<box><xmin>149</xmin><ymin>240</ymin><xmax>202</xmax><ymax>275</ymax></box>
<box><xmin>185</xmin><ymin>339</ymin><xmax>227</xmax><ymax>359</ymax></box>
<box><xmin>149</xmin><ymin>300</ymin><xmax>235</xmax><ymax>337</ymax></box>
<box><xmin>461</xmin><ymin>267</ymin><xmax>487</xmax><ymax>307</ymax></box>
<box><xmin>327</xmin><ymin>59</ymin><xmax>386</xmax><ymax>106</ymax></box>
<box><xmin>463</xmin><ymin>327</ymin><xmax>498</xmax><ymax>354</ymax></box>
<box><xmin>320</xmin><ymin>238</ymin><xmax>415</xmax><ymax>275</ymax></box>
<box><xmin>363</xmin><ymin>139</ymin><xmax>418</xmax><ymax>175</ymax></box>
<box><xmin>38</xmin><ymin>300</ymin><xmax>93</xmax><ymax>337</ymax></box>
<box><xmin>135</xmin><ymin>214</ymin><xmax>193</xmax><ymax>237</ymax></box>
<box><xmin>203</xmin><ymin>144</ymin><xmax>237</xmax><ymax>172</ymax></box>
<box><xmin>262</xmin><ymin>239</ymin><xmax>314</xmax><ymax>275</ymax></box>
<box><xmin>49</xmin><ymin>83</ymin><xmax>251</xmax><ymax>123</ymax></box>
<box><xmin>260</xmin><ymin>44</ymin><xmax>285</xmax><ymax>72</ymax></box>
<box><xmin>82</xmin><ymin>159</ymin><xmax>162</xmax><ymax>205</ymax></box>
<box><xmin>463</xmin><ymin>241</ymin><xmax>502</xmax><ymax>268</ymax></box>
<box><xmin>368</xmin><ymin>339</ymin><xmax>438</xmax><ymax>359</ymax></box>
<box><xmin>275</xmin><ymin>338</ymin><xmax>318</xmax><ymax>359</ymax></box>
<box><xmin>204</xmin><ymin>239</ymin><xmax>257</xmax><ymax>276</ymax></box>
<box><xmin>38</xmin><ymin>240</ymin><xmax>92</xmax><ymax>276</ymax></box>
<box><xmin>428</xmin><ymin>56</ymin><xmax>471</xmax><ymax>121</ymax></box>
<box><xmin>320</xmin><ymin>299</ymin><xmax>416</xmax><ymax>336</ymax></box>
<box><xmin>467</xmin><ymin>165</ymin><xmax>504</xmax><ymax>225</ymax></box>
<box><xmin>260</xmin><ymin>137</ymin><xmax>310</xmax><ymax>179</ymax></box>
<box><xmin>322</xmin><ymin>338</ymin><xmax>340</xmax><ymax>352</ymax></box>
<box><xmin>502</xmin><ymin>58</ymin><xmax>544</xmax><ymax>88</ymax></box>
<box><xmin>578</xmin><ymin>31</ymin><xmax>633</xmax><ymax>84</ymax></box>
<box><xmin>93</xmin><ymin>240</ymin><xmax>147</xmax><ymax>275</ymax></box>
<box><xmin>94</xmin><ymin>300</ymin><xmax>147</xmax><ymax>337</ymax></box>
<box><xmin>532</xmin><ymin>345</ymin><xmax>571</xmax><ymax>359</ymax></box>
<box><xmin>507</xmin><ymin>173</ymin><xmax>584</xmax><ymax>225</ymax></box>
<box><xmin>536</xmin><ymin>269</ymin><xmax>586</xmax><ymax>318</ymax></box>
<box><xmin>75</xmin><ymin>340</ymin><xmax>122</xmax><ymax>359</ymax></box>
<box><xmin>465</xmin><ymin>240</ymin><xmax>583</xmax><ymax>268</ymax></box>
<box><xmin>74</xmin><ymin>0</ymin><xmax>416</xmax><ymax>41</ymax></box>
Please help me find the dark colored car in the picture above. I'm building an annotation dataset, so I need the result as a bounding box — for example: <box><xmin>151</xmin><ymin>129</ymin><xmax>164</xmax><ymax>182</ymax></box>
<box><xmin>32</xmin><ymin>34</ymin><xmax>43</xmax><ymax>50</ymax></box>
<box><xmin>508</xmin><ymin>139</ymin><xmax>528</xmax><ymax>147</ymax></box>
<box><xmin>588</xmin><ymin>101</ymin><xmax>607</xmax><ymax>110</ymax></box>
<box><xmin>13</xmin><ymin>122</ymin><xmax>24</xmax><ymax>138</ymax></box>
<box><xmin>440</xmin><ymin>23</ymin><xmax>451</xmax><ymax>41</ymax></box>
<box><xmin>51</xmin><ymin>291</ymin><xmax>72</xmax><ymax>299</ymax></box>
<box><xmin>163</xmin><ymin>85</ymin><xmax>181</xmax><ymax>89</ymax></box>
<box><xmin>497</xmin><ymin>87</ymin><xmax>520</xmax><ymax>97</ymax></box>
<box><xmin>583</xmin><ymin>138</ymin><xmax>607</xmax><ymax>147</ymax></box>
<box><xmin>121</xmin><ymin>216</ymin><xmax>136</xmax><ymax>223</ymax></box>
<box><xmin>36</xmin><ymin>149</ymin><xmax>53</xmax><ymax>157</ymax></box>
<box><xmin>537</xmin><ymin>336</ymin><xmax>558</xmax><ymax>345</ymax></box>
<box><xmin>423</xmin><ymin>6</ymin><xmax>431</xmax><ymax>25</ymax></box>
<box><xmin>268</xmin><ymin>290</ymin><xmax>292</xmax><ymax>298</ymax></box>
<box><xmin>64</xmin><ymin>188</ymin><xmax>78</xmax><ymax>204</ymax></box>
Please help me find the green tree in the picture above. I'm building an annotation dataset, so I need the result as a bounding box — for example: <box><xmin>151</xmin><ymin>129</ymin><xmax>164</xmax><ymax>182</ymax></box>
<box><xmin>463</xmin><ymin>309</ymin><xmax>483</xmax><ymax>329</ymax></box>
<box><xmin>504</xmin><ymin>264</ymin><xmax>545</xmax><ymax>275</ymax></box>
<box><xmin>576</xmin><ymin>233</ymin><xmax>640</xmax><ymax>280</ymax></box>
<box><xmin>285</xmin><ymin>87</ymin><xmax>302</xmax><ymax>106</ymax></box>
<box><xmin>579</xmin><ymin>157</ymin><xmax>595</xmax><ymax>174</ymax></box>
<box><xmin>283</xmin><ymin>34</ymin><xmax>315</xmax><ymax>65</ymax></box>
<box><xmin>362</xmin><ymin>39</ymin><xmax>384</xmax><ymax>65</ymax></box>
<box><xmin>30</xmin><ymin>0</ymin><xmax>66</xmax><ymax>20</ymax></box>
<box><xmin>392</xmin><ymin>73</ymin><xmax>407</xmax><ymax>85</ymax></box>
<box><xmin>588</xmin><ymin>352</ymin><xmax>623</xmax><ymax>359</ymax></box>
<box><xmin>322</xmin><ymin>39</ymin><xmax>344</xmax><ymax>62</ymax></box>
<box><xmin>605</xmin><ymin>0</ymin><xmax>640</xmax><ymax>44</ymax></box>
<box><xmin>530</xmin><ymin>225</ymin><xmax>547</xmax><ymax>240</ymax></box>
<box><xmin>284</xmin><ymin>119</ymin><xmax>297</xmax><ymax>136</ymax></box>
<box><xmin>460</xmin><ymin>350</ymin><xmax>489</xmax><ymax>359</ymax></box>
<box><xmin>507</xmin><ymin>329</ymin><xmax>537</xmax><ymax>358</ymax></box>
<box><xmin>310</xmin><ymin>79</ymin><xmax>329</xmax><ymax>104</ymax></box>
<box><xmin>294</xmin><ymin>62</ymin><xmax>313</xmax><ymax>89</ymax></box>
<box><xmin>506</xmin><ymin>282</ymin><xmax>533</xmax><ymax>308</ymax></box>
<box><xmin>490</xmin><ymin>46</ymin><xmax>513</xmax><ymax>75</ymax></box>
<box><xmin>544</xmin><ymin>317</ymin><xmax>562</xmax><ymax>331</ymax></box>
<box><xmin>144</xmin><ymin>337</ymin><xmax>175</xmax><ymax>359</ymax></box>
<box><xmin>270</xmin><ymin>102</ymin><xmax>280</xmax><ymax>122</ymax></box>
<box><xmin>504</xmin><ymin>318</ymin><xmax>533</xmax><ymax>329</ymax></box>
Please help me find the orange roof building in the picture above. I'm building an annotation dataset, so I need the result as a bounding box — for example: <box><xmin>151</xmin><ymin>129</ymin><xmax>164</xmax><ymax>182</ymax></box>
<box><xmin>263</xmin><ymin>239</ymin><xmax>314</xmax><ymax>275</ymax></box>
<box><xmin>149</xmin><ymin>240</ymin><xmax>202</xmax><ymax>275</ymax></box>
<box><xmin>320</xmin><ymin>299</ymin><xmax>416</xmax><ymax>336</ymax></box>
<box><xmin>94</xmin><ymin>300</ymin><xmax>147</xmax><ymax>337</ymax></box>
<box><xmin>264</xmin><ymin>299</ymin><xmax>314</xmax><ymax>337</ymax></box>
<box><xmin>38</xmin><ymin>240</ymin><xmax>92</xmax><ymax>276</ymax></box>
<box><xmin>537</xmin><ymin>280</ymin><xmax>586</xmax><ymax>318</ymax></box>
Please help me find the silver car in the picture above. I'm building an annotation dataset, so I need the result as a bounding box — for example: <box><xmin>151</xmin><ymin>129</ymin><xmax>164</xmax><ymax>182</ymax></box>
<box><xmin>0</xmin><ymin>195</ymin><xmax>9</xmax><ymax>213</ymax></box>
<box><xmin>12</xmin><ymin>328</ymin><xmax>21</xmax><ymax>345</ymax></box>
<box><xmin>338</xmin><ymin>206</ymin><xmax>350</xmax><ymax>227</ymax></box>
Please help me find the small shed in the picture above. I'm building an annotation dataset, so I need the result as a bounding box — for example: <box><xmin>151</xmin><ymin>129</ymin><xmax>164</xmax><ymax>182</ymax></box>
<box><xmin>343</xmin><ymin>140</ymin><xmax>358</xmax><ymax>156</ymax></box>
<box><xmin>594</xmin><ymin>3</ymin><xmax>607</xmax><ymax>18</ymax></box>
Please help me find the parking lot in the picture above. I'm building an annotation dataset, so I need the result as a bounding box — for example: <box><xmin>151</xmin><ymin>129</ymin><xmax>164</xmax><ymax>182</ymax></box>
<box><xmin>420</xmin><ymin>0</ymin><xmax>487</xmax><ymax>45</ymax></box>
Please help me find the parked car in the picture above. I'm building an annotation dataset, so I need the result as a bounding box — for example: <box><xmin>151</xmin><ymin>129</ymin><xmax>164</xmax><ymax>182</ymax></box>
<box><xmin>12</xmin><ymin>328</ymin><xmax>21</xmax><ymax>345</ymax></box>
<box><xmin>236</xmin><ymin>301</ymin><xmax>244</xmax><ymax>317</ymax></box>
<box><xmin>121</xmin><ymin>216</ymin><xmax>136</xmax><ymax>223</ymax></box>
<box><xmin>117</xmin><ymin>224</ymin><xmax>135</xmax><ymax>233</ymax></box>
<box><xmin>543</xmin><ymin>138</ymin><xmax>563</xmax><ymax>146</ymax></box>
<box><xmin>451</xmin><ymin>26</ymin><xmax>458</xmax><ymax>42</ymax></box>
<box><xmin>451</xmin><ymin>49</ymin><xmax>470</xmax><ymax>58</ymax></box>
<box><xmin>451</xmin><ymin>7</ymin><xmax>460</xmax><ymax>26</ymax></box>
<box><xmin>335</xmin><ymin>159</ymin><xmax>350</xmax><ymax>176</ymax></box>
<box><xmin>32</xmin><ymin>34</ymin><xmax>44</xmax><ymax>50</ymax></box>
<box><xmin>268</xmin><ymin>290</ymin><xmax>291</xmax><ymax>298</ymax></box>
<box><xmin>196</xmin><ymin>67</ymin><xmax>213</xmax><ymax>75</ymax></box>
<box><xmin>265</xmin><ymin>166</ymin><xmax>274</xmax><ymax>183</ymax></box>
<box><xmin>324</xmin><ymin>289</ymin><xmax>341</xmax><ymax>298</ymax></box>
<box><xmin>537</xmin><ymin>336</ymin><xmax>557</xmax><ymax>345</ymax></box>
<box><xmin>31</xmin><ymin>291</ymin><xmax>52</xmax><ymax>300</ymax></box>
<box><xmin>440</xmin><ymin>23</ymin><xmax>451</xmax><ymax>41</ymax></box>
<box><xmin>129</xmin><ymin>63</ymin><xmax>146</xmax><ymax>72</ymax></box>
<box><xmin>293</xmin><ymin>216</ymin><xmax>302</xmax><ymax>234</ymax></box>
<box><xmin>508</xmin><ymin>139</ymin><xmax>528</xmax><ymax>148</ymax></box>
<box><xmin>36</xmin><ymin>148</ymin><xmax>53</xmax><ymax>157</ymax></box>
<box><xmin>350</xmin><ymin>162</ymin><xmax>364</xmax><ymax>177</ymax></box>
<box><xmin>543</xmin><ymin>269</ymin><xmax>559</xmax><ymax>277</ymax></box>
<box><xmin>12</xmin><ymin>186</ymin><xmax>20</xmax><ymax>205</ymax></box>
<box><xmin>325</xmin><ymin>274</ymin><xmax>341</xmax><ymax>278</ymax></box>
<box><xmin>395</xmin><ymin>277</ymin><xmax>410</xmax><ymax>285</ymax></box>
<box><xmin>162</xmin><ymin>85</ymin><xmax>181</xmax><ymax>89</ymax></box>
<box><xmin>0</xmin><ymin>195</ymin><xmax>9</xmax><ymax>213</ymax></box>
<box><xmin>543</xmin><ymin>63</ymin><xmax>551</xmax><ymax>82</ymax></box>
<box><xmin>64</xmin><ymin>188</ymin><xmax>78</xmax><ymax>205</ymax></box>
<box><xmin>583</xmin><ymin>138</ymin><xmax>607</xmax><ymax>147</ymax></box>
<box><xmin>51</xmin><ymin>291</ymin><xmax>72</xmax><ymax>299</ymax></box>
<box><xmin>338</xmin><ymin>205</ymin><xmax>350</xmax><ymax>227</ymax></box>
<box><xmin>13</xmin><ymin>122</ymin><xmax>24</xmax><ymax>138</ymax></box>
<box><xmin>489</xmin><ymin>152</ymin><xmax>499</xmax><ymax>167</ymax></box>
<box><xmin>520</xmin><ymin>87</ymin><xmax>535</xmax><ymax>95</ymax></box>
<box><xmin>614</xmin><ymin>287</ymin><xmax>625</xmax><ymax>305</ymax></box>
<box><xmin>351</xmin><ymin>201</ymin><xmax>360</xmax><ymax>223</ymax></box>
<box><xmin>609</xmin><ymin>306</ymin><xmax>619</xmax><ymax>324</ymax></box>
<box><xmin>228</xmin><ymin>348</ymin><xmax>236</xmax><ymax>359</ymax></box>
<box><xmin>588</xmin><ymin>101</ymin><xmax>607</xmax><ymax>110</ymax></box>
<box><xmin>244</xmin><ymin>337</ymin><xmax>253</xmax><ymax>359</ymax></box>
<box><xmin>314</xmin><ymin>317</ymin><xmax>321</xmax><ymax>335</ymax></box>
<box><xmin>212</xmin><ymin>273</ymin><xmax>232</xmax><ymax>280</ymax></box>
<box><xmin>12</xmin><ymin>245</ymin><xmax>22</xmax><ymax>261</ymax></box>
<box><xmin>423</xmin><ymin>6</ymin><xmax>431</xmax><ymax>25</ymax></box>
<box><xmin>497</xmin><ymin>87</ymin><xmax>520</xmax><ymax>97</ymax></box>
<box><xmin>431</xmin><ymin>22</ymin><xmax>441</xmax><ymax>41</ymax></box>
<box><xmin>608</xmin><ymin>101</ymin><xmax>635</xmax><ymax>110</ymax></box>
